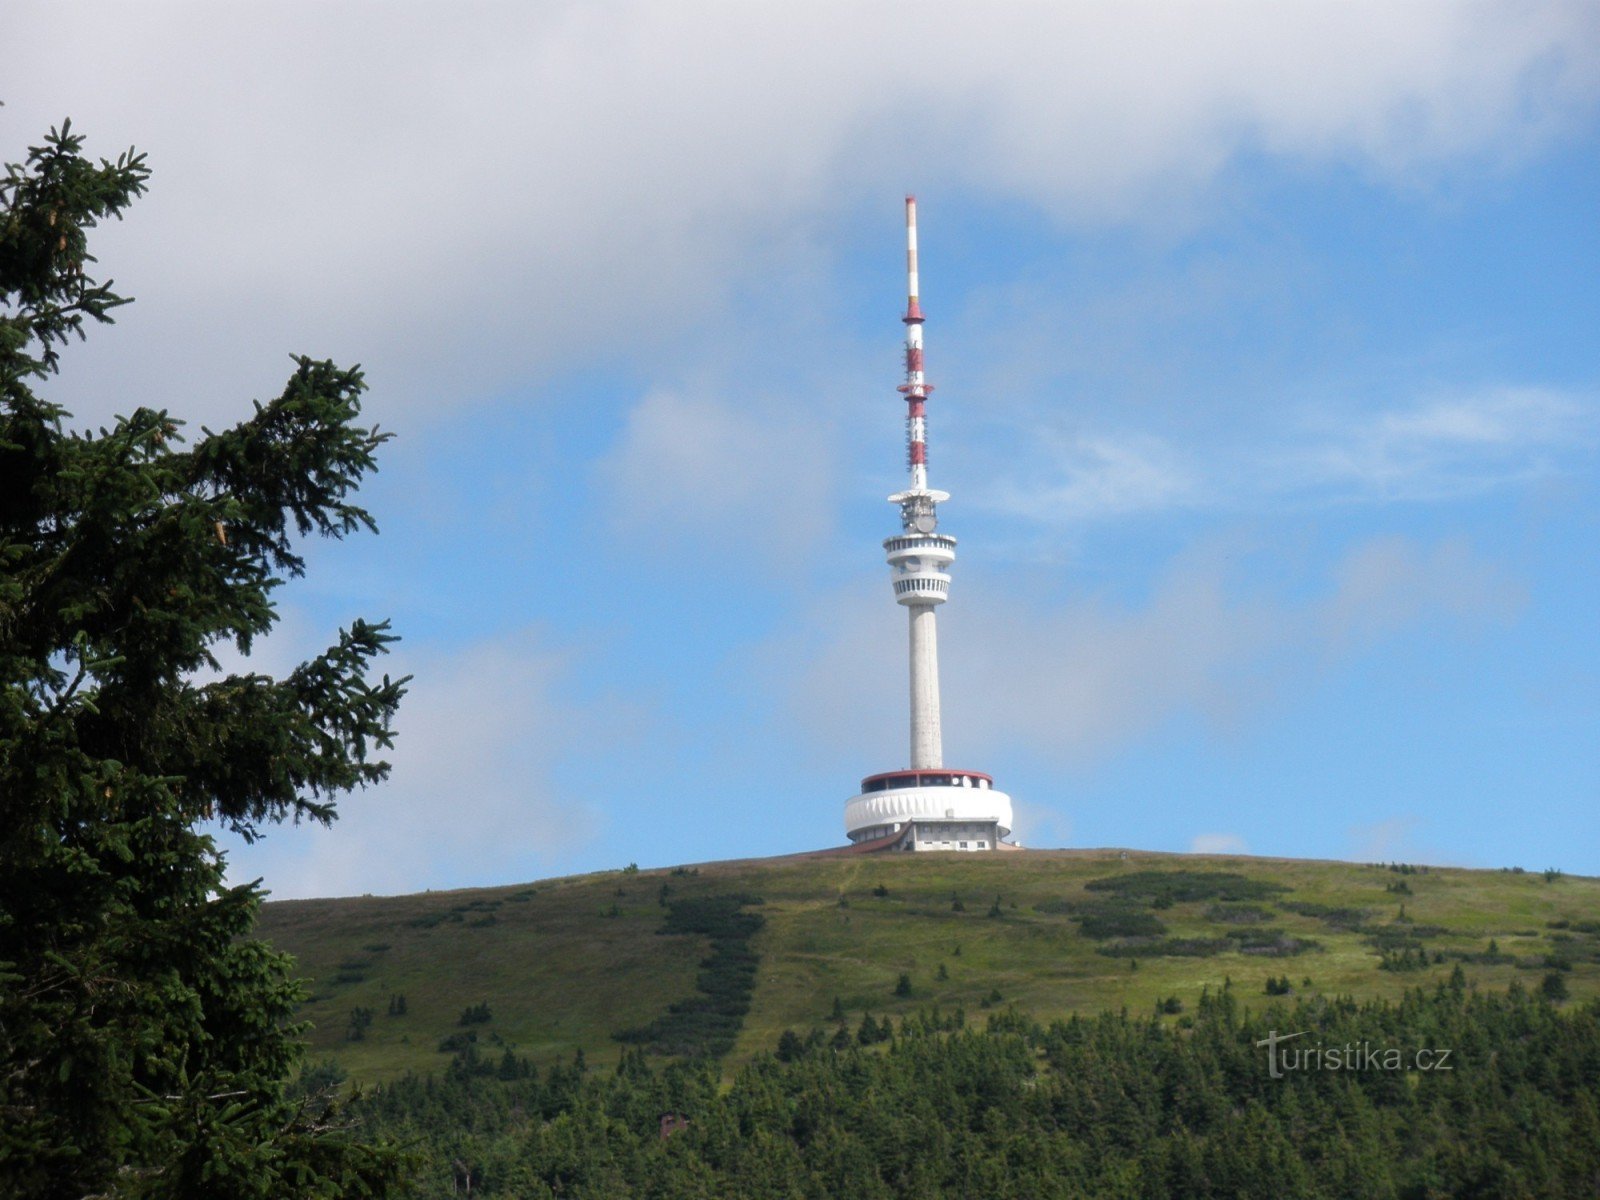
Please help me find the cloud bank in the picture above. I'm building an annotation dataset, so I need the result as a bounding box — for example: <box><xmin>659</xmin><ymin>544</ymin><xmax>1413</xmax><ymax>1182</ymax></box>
<box><xmin>9</xmin><ymin>1</ymin><xmax>1596</xmax><ymax>428</ymax></box>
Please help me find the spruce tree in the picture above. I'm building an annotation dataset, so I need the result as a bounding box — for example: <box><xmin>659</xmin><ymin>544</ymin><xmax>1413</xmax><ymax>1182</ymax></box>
<box><xmin>1</xmin><ymin>123</ymin><xmax>406</xmax><ymax>1197</ymax></box>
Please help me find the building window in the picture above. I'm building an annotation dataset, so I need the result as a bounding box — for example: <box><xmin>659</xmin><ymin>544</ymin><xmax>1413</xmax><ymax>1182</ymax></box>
<box><xmin>977</xmin><ymin>841</ymin><xmax>987</xmax><ymax>848</ymax></box>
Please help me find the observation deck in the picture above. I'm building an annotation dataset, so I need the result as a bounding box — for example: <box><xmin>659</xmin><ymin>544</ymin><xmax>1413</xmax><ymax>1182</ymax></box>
<box><xmin>843</xmin><ymin>769</ymin><xmax>1014</xmax><ymax>848</ymax></box>
<box><xmin>884</xmin><ymin>531</ymin><xmax>956</xmax><ymax>607</ymax></box>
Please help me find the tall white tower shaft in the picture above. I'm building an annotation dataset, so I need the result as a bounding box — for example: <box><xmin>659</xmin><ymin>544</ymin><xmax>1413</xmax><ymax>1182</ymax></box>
<box><xmin>908</xmin><ymin>603</ymin><xmax>942</xmax><ymax>768</ymax></box>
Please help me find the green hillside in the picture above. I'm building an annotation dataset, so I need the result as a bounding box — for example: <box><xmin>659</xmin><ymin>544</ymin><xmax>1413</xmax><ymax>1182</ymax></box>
<box><xmin>256</xmin><ymin>848</ymin><xmax>1600</xmax><ymax>1085</ymax></box>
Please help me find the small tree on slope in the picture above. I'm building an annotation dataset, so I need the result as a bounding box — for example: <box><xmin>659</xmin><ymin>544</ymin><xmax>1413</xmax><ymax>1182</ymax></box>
<box><xmin>0</xmin><ymin>123</ymin><xmax>407</xmax><ymax>1198</ymax></box>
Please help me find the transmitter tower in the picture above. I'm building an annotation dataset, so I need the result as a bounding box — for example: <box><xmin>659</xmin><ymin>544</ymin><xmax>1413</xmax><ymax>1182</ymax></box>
<box><xmin>842</xmin><ymin>197</ymin><xmax>1014</xmax><ymax>852</ymax></box>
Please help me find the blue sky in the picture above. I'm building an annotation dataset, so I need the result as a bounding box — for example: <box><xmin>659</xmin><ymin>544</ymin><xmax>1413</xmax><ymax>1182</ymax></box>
<box><xmin>10</xmin><ymin>2</ymin><xmax>1599</xmax><ymax>896</ymax></box>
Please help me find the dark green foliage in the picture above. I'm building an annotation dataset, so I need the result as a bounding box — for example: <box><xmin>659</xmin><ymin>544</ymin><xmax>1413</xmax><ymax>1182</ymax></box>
<box><xmin>288</xmin><ymin>1058</ymin><xmax>349</xmax><ymax>1103</ymax></box>
<box><xmin>348</xmin><ymin>1006</ymin><xmax>375</xmax><ymax>1041</ymax></box>
<box><xmin>1098</xmin><ymin>937</ymin><xmax>1231</xmax><ymax>959</ymax></box>
<box><xmin>349</xmin><ymin>987</ymin><xmax>1600</xmax><ymax>1198</ymax></box>
<box><xmin>1086</xmin><ymin>870</ymin><xmax>1288</xmax><ymax>905</ymax></box>
<box><xmin>1280</xmin><ymin>901</ymin><xmax>1371</xmax><ymax>929</ymax></box>
<box><xmin>460</xmin><ymin>1003</ymin><xmax>493</xmax><ymax>1027</ymax></box>
<box><xmin>987</xmin><ymin>894</ymin><xmax>1005</xmax><ymax>918</ymax></box>
<box><xmin>1445</xmin><ymin>938</ymin><xmax>1516</xmax><ymax>967</ymax></box>
<box><xmin>0</xmin><ymin>123</ymin><xmax>404</xmax><ymax>1198</ymax></box>
<box><xmin>614</xmin><ymin>894</ymin><xmax>764</xmax><ymax>1059</ymax></box>
<box><xmin>1206</xmin><ymin>903</ymin><xmax>1275</xmax><ymax>924</ymax></box>
<box><xmin>1379</xmin><ymin>947</ymin><xmax>1431</xmax><ymax>972</ymax></box>
<box><xmin>388</xmin><ymin>993</ymin><xmax>408</xmax><ymax>1017</ymax></box>
<box><xmin>894</xmin><ymin>973</ymin><xmax>913</xmax><ymax>998</ymax></box>
<box><xmin>1543</xmin><ymin>972</ymin><xmax>1570</xmax><ymax>1001</ymax></box>
<box><xmin>1224</xmin><ymin>929</ymin><xmax>1320</xmax><ymax>957</ymax></box>
<box><xmin>1071</xmin><ymin>903</ymin><xmax>1168</xmax><ymax>940</ymax></box>
<box><xmin>872</xmin><ymin>884</ymin><xmax>890</xmax><ymax>898</ymax></box>
<box><xmin>1157</xmin><ymin>995</ymin><xmax>1184</xmax><ymax>1014</ymax></box>
<box><xmin>1264</xmin><ymin>975</ymin><xmax>1292</xmax><ymax>996</ymax></box>
<box><xmin>856</xmin><ymin>1013</ymin><xmax>891</xmax><ymax>1044</ymax></box>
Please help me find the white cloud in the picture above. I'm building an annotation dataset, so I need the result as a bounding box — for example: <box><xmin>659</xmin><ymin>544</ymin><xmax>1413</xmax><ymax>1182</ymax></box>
<box><xmin>989</xmin><ymin>433</ymin><xmax>1197</xmax><ymax>522</ymax></box>
<box><xmin>223</xmin><ymin>631</ymin><xmax>607</xmax><ymax>899</ymax></box>
<box><xmin>1323</xmin><ymin>534</ymin><xmax>1522</xmax><ymax>650</ymax></box>
<box><xmin>595</xmin><ymin>388</ymin><xmax>837</xmax><ymax>555</ymax></box>
<box><xmin>1190</xmin><ymin>833</ymin><xmax>1249</xmax><ymax>855</ymax></box>
<box><xmin>1376</xmin><ymin>388</ymin><xmax>1582</xmax><ymax>445</ymax></box>
<box><xmin>1348</xmin><ymin>816</ymin><xmax>1426</xmax><ymax>863</ymax></box>
<box><xmin>981</xmin><ymin>385</ymin><xmax>1597</xmax><ymax>527</ymax></box>
<box><xmin>7</xmin><ymin>2</ymin><xmax>1595</xmax><ymax>429</ymax></box>
<box><xmin>1008</xmin><ymin>798</ymin><xmax>1073</xmax><ymax>850</ymax></box>
<box><xmin>1293</xmin><ymin>386</ymin><xmax>1596</xmax><ymax>501</ymax></box>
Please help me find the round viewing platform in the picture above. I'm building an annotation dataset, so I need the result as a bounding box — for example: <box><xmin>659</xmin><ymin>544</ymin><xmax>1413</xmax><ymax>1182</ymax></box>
<box><xmin>843</xmin><ymin>769</ymin><xmax>1013</xmax><ymax>846</ymax></box>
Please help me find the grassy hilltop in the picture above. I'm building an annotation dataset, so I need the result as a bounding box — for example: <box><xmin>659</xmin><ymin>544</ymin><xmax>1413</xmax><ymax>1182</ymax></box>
<box><xmin>256</xmin><ymin>849</ymin><xmax>1600</xmax><ymax>1085</ymax></box>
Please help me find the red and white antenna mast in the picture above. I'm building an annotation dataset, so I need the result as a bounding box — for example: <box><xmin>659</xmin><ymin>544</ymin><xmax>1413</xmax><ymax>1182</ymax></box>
<box><xmin>889</xmin><ymin>198</ymin><xmax>947</xmax><ymax>534</ymax></box>
<box><xmin>901</xmin><ymin>195</ymin><xmax>931</xmax><ymax>492</ymax></box>
<box><xmin>891</xmin><ymin>195</ymin><xmax>950</xmax><ymax>534</ymax></box>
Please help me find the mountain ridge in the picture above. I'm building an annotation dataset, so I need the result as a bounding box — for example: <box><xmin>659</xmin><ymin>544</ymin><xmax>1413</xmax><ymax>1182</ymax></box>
<box><xmin>256</xmin><ymin>847</ymin><xmax>1600</xmax><ymax>1085</ymax></box>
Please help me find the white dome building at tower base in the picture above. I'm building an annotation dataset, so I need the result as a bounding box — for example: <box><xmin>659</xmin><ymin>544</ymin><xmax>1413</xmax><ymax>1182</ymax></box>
<box><xmin>844</xmin><ymin>770</ymin><xmax>1014</xmax><ymax>853</ymax></box>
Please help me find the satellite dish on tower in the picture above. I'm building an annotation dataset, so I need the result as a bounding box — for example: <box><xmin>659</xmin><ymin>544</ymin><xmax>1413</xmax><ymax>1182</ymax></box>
<box><xmin>913</xmin><ymin>513</ymin><xmax>937</xmax><ymax>534</ymax></box>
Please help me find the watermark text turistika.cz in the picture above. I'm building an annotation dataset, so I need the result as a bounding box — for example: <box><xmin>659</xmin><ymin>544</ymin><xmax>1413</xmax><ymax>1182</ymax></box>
<box><xmin>1255</xmin><ymin>1030</ymin><xmax>1453</xmax><ymax>1079</ymax></box>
